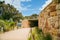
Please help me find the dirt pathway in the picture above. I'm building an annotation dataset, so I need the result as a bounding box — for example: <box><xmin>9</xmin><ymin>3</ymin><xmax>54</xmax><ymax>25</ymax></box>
<box><xmin>0</xmin><ymin>28</ymin><xmax>31</xmax><ymax>40</ymax></box>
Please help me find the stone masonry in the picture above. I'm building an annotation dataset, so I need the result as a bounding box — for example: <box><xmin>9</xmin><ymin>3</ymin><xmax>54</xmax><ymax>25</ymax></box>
<box><xmin>38</xmin><ymin>0</ymin><xmax>59</xmax><ymax>36</ymax></box>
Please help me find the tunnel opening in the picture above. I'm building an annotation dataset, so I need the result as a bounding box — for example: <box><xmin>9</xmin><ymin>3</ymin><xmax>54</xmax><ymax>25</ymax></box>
<box><xmin>29</xmin><ymin>20</ymin><xmax>38</xmax><ymax>27</ymax></box>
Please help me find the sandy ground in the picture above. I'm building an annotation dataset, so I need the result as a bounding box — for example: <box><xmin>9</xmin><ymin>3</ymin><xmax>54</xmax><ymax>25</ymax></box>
<box><xmin>0</xmin><ymin>28</ymin><xmax>31</xmax><ymax>40</ymax></box>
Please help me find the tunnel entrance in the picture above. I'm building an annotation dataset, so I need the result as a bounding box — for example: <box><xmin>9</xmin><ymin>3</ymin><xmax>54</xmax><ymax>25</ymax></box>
<box><xmin>29</xmin><ymin>20</ymin><xmax>38</xmax><ymax>27</ymax></box>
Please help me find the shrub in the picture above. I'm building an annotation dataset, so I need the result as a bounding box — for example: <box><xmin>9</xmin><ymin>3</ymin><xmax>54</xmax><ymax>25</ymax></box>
<box><xmin>28</xmin><ymin>27</ymin><xmax>45</xmax><ymax>40</ymax></box>
<box><xmin>28</xmin><ymin>27</ymin><xmax>52</xmax><ymax>40</ymax></box>
<box><xmin>0</xmin><ymin>19</ymin><xmax>15</xmax><ymax>32</ymax></box>
<box><xmin>44</xmin><ymin>33</ymin><xmax>52</xmax><ymax>40</ymax></box>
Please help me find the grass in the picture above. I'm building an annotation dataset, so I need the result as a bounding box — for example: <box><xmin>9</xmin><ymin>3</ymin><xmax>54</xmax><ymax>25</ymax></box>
<box><xmin>28</xmin><ymin>27</ymin><xmax>52</xmax><ymax>40</ymax></box>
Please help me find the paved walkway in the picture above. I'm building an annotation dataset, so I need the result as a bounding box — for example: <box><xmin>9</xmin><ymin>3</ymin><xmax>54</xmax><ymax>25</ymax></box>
<box><xmin>0</xmin><ymin>28</ymin><xmax>31</xmax><ymax>40</ymax></box>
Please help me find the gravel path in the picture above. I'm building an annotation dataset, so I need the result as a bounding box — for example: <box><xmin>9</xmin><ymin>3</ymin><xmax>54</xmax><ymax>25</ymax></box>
<box><xmin>0</xmin><ymin>28</ymin><xmax>31</xmax><ymax>40</ymax></box>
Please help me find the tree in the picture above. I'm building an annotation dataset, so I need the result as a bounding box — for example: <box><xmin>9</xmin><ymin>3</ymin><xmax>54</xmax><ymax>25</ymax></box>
<box><xmin>13</xmin><ymin>13</ymin><xmax>23</xmax><ymax>22</ymax></box>
<box><xmin>31</xmin><ymin>14</ymin><xmax>38</xmax><ymax>19</ymax></box>
<box><xmin>0</xmin><ymin>1</ymin><xmax>5</xmax><ymax>4</ymax></box>
<box><xmin>0</xmin><ymin>1</ymin><xmax>23</xmax><ymax>21</ymax></box>
<box><xmin>24</xmin><ymin>16</ymin><xmax>30</xmax><ymax>19</ymax></box>
<box><xmin>0</xmin><ymin>1</ymin><xmax>24</xmax><ymax>32</ymax></box>
<box><xmin>24</xmin><ymin>14</ymin><xmax>38</xmax><ymax>19</ymax></box>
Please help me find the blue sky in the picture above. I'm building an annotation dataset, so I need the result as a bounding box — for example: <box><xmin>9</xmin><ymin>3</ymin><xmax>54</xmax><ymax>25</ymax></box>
<box><xmin>4</xmin><ymin>0</ymin><xmax>52</xmax><ymax>16</ymax></box>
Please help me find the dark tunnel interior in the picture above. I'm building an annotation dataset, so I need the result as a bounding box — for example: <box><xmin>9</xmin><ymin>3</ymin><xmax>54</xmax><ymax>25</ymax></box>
<box><xmin>29</xmin><ymin>20</ymin><xmax>38</xmax><ymax>27</ymax></box>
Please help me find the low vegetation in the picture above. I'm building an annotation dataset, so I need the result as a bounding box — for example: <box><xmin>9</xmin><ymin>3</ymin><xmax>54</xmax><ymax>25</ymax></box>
<box><xmin>28</xmin><ymin>27</ymin><xmax>52</xmax><ymax>40</ymax></box>
<box><xmin>0</xmin><ymin>19</ymin><xmax>15</xmax><ymax>33</ymax></box>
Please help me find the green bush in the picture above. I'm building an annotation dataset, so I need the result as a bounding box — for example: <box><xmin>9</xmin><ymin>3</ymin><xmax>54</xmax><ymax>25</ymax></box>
<box><xmin>28</xmin><ymin>27</ymin><xmax>45</xmax><ymax>40</ymax></box>
<box><xmin>44</xmin><ymin>33</ymin><xmax>52</xmax><ymax>40</ymax></box>
<box><xmin>0</xmin><ymin>19</ymin><xmax>15</xmax><ymax>32</ymax></box>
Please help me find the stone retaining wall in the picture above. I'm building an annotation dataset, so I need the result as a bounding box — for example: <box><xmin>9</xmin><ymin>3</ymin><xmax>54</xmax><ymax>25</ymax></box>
<box><xmin>38</xmin><ymin>1</ymin><xmax>59</xmax><ymax>36</ymax></box>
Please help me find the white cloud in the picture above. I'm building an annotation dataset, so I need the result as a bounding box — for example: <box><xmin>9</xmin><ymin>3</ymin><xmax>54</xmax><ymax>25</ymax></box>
<box><xmin>0</xmin><ymin>0</ymin><xmax>4</xmax><ymax>1</ymax></box>
<box><xmin>21</xmin><ymin>4</ymin><xmax>32</xmax><ymax>11</ymax></box>
<box><xmin>4</xmin><ymin>0</ymin><xmax>32</xmax><ymax>12</ymax></box>
<box><xmin>5</xmin><ymin>0</ymin><xmax>21</xmax><ymax>12</ymax></box>
<box><xmin>26</xmin><ymin>5</ymin><xmax>31</xmax><ymax>8</ymax></box>
<box><xmin>39</xmin><ymin>0</ymin><xmax>52</xmax><ymax>11</ymax></box>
